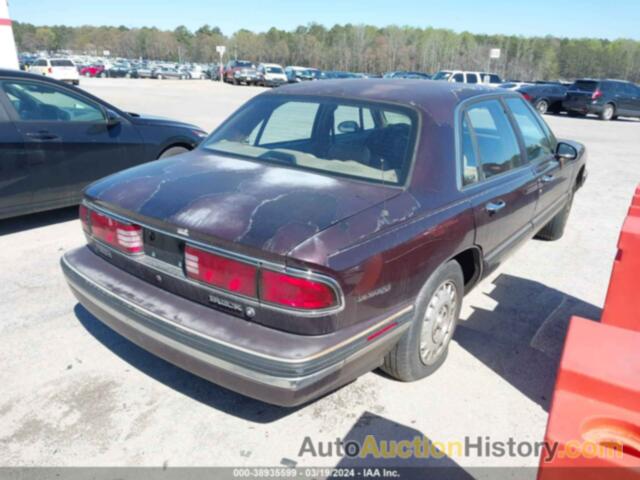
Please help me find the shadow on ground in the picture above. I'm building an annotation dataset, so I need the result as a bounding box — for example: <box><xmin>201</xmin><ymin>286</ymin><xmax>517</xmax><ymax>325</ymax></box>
<box><xmin>0</xmin><ymin>206</ymin><xmax>78</xmax><ymax>236</ymax></box>
<box><xmin>454</xmin><ymin>273</ymin><xmax>601</xmax><ymax>411</ymax></box>
<box><xmin>74</xmin><ymin>304</ymin><xmax>297</xmax><ymax>423</ymax></box>
<box><xmin>330</xmin><ymin>411</ymin><xmax>475</xmax><ymax>479</ymax></box>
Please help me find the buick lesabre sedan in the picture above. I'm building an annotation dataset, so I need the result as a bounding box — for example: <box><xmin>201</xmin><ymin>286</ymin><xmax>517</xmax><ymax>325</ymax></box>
<box><xmin>61</xmin><ymin>80</ymin><xmax>587</xmax><ymax>406</ymax></box>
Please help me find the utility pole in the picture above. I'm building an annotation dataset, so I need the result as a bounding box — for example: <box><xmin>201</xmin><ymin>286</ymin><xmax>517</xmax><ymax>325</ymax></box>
<box><xmin>0</xmin><ymin>0</ymin><xmax>19</xmax><ymax>70</ymax></box>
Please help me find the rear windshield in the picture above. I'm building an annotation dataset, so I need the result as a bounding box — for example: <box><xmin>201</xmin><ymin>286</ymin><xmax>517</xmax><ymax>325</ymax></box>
<box><xmin>571</xmin><ymin>80</ymin><xmax>598</xmax><ymax>92</ymax></box>
<box><xmin>203</xmin><ymin>96</ymin><xmax>418</xmax><ymax>186</ymax></box>
<box><xmin>51</xmin><ymin>60</ymin><xmax>74</xmax><ymax>67</ymax></box>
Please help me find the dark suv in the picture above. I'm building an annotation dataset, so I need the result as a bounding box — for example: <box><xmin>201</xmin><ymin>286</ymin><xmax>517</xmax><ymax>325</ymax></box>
<box><xmin>563</xmin><ymin>79</ymin><xmax>640</xmax><ymax>121</ymax></box>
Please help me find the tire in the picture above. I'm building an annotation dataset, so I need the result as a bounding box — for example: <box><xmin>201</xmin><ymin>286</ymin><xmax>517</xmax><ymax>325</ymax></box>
<box><xmin>99</xmin><ymin>72</ymin><xmax>106</xmax><ymax>78</ymax></box>
<box><xmin>157</xmin><ymin>74</ymin><xmax>164</xmax><ymax>80</ymax></box>
<box><xmin>599</xmin><ymin>103</ymin><xmax>615</xmax><ymax>121</ymax></box>
<box><xmin>84</xmin><ymin>72</ymin><xmax>91</xmax><ymax>77</ymax></box>
<box><xmin>381</xmin><ymin>260</ymin><xmax>464</xmax><ymax>381</ymax></box>
<box><xmin>158</xmin><ymin>146</ymin><xmax>189</xmax><ymax>159</ymax></box>
<box><xmin>535</xmin><ymin>189</ymin><xmax>574</xmax><ymax>241</ymax></box>
<box><xmin>125</xmin><ymin>73</ymin><xmax>131</xmax><ymax>79</ymax></box>
<box><xmin>535</xmin><ymin>99</ymin><xmax>549</xmax><ymax>115</ymax></box>
<box><xmin>180</xmin><ymin>75</ymin><xmax>186</xmax><ymax>80</ymax></box>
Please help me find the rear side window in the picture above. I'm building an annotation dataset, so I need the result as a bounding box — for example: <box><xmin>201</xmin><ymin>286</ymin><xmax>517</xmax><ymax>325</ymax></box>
<box><xmin>505</xmin><ymin>98</ymin><xmax>553</xmax><ymax>163</ymax></box>
<box><xmin>467</xmin><ymin>74</ymin><xmax>478</xmax><ymax>84</ymax></box>
<box><xmin>465</xmin><ymin>100</ymin><xmax>522</xmax><ymax>179</ymax></box>
<box><xmin>453</xmin><ymin>73</ymin><xmax>464</xmax><ymax>83</ymax></box>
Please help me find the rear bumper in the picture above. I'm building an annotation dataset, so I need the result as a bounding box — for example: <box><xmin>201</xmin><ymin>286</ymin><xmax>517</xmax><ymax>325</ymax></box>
<box><xmin>563</xmin><ymin>101</ymin><xmax>602</xmax><ymax>115</ymax></box>
<box><xmin>61</xmin><ymin>247</ymin><xmax>412</xmax><ymax>406</ymax></box>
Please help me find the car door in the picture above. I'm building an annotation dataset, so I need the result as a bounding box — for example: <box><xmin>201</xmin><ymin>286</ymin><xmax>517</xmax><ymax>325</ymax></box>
<box><xmin>620</xmin><ymin>83</ymin><xmax>640</xmax><ymax>116</ymax></box>
<box><xmin>461</xmin><ymin>99</ymin><xmax>538</xmax><ymax>270</ymax></box>
<box><xmin>0</xmin><ymin>96</ymin><xmax>30</xmax><ymax>218</ymax></box>
<box><xmin>0</xmin><ymin>78</ymin><xmax>125</xmax><ymax>208</ymax></box>
<box><xmin>504</xmin><ymin>96</ymin><xmax>572</xmax><ymax>230</ymax></box>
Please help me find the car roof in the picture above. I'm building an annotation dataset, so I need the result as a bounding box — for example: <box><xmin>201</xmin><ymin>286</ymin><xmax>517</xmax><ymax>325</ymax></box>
<box><xmin>267</xmin><ymin>79</ymin><xmax>507</xmax><ymax>116</ymax></box>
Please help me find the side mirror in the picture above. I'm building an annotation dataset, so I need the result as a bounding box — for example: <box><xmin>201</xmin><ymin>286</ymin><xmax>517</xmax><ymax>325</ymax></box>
<box><xmin>105</xmin><ymin>110</ymin><xmax>120</xmax><ymax>127</ymax></box>
<box><xmin>555</xmin><ymin>142</ymin><xmax>578</xmax><ymax>163</ymax></box>
<box><xmin>337</xmin><ymin>120</ymin><xmax>359</xmax><ymax>134</ymax></box>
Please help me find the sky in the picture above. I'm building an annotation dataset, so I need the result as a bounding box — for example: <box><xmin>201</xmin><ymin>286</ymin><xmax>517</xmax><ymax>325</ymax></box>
<box><xmin>7</xmin><ymin>0</ymin><xmax>640</xmax><ymax>40</ymax></box>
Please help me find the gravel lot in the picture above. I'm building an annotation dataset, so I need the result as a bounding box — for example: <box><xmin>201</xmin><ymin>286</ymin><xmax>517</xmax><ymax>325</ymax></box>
<box><xmin>1</xmin><ymin>78</ymin><xmax>638</xmax><ymax>476</ymax></box>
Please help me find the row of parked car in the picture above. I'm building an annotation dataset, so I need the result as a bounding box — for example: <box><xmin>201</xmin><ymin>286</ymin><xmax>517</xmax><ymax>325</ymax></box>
<box><xmin>501</xmin><ymin>79</ymin><xmax>640</xmax><ymax>121</ymax></box>
<box><xmin>20</xmin><ymin>55</ymin><xmax>640</xmax><ymax>121</ymax></box>
<box><xmin>22</xmin><ymin>56</ymin><xmax>214</xmax><ymax>84</ymax></box>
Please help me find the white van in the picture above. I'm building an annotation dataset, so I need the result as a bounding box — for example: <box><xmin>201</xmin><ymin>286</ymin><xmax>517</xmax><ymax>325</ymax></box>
<box><xmin>433</xmin><ymin>70</ymin><xmax>502</xmax><ymax>87</ymax></box>
<box><xmin>29</xmin><ymin>58</ymin><xmax>80</xmax><ymax>85</ymax></box>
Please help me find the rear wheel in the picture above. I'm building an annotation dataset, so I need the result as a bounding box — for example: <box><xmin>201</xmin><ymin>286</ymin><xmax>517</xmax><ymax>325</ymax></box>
<box><xmin>599</xmin><ymin>103</ymin><xmax>615</xmax><ymax>121</ymax></box>
<box><xmin>535</xmin><ymin>189</ymin><xmax>574</xmax><ymax>241</ymax></box>
<box><xmin>84</xmin><ymin>72</ymin><xmax>91</xmax><ymax>77</ymax></box>
<box><xmin>158</xmin><ymin>146</ymin><xmax>189</xmax><ymax>159</ymax></box>
<box><xmin>382</xmin><ymin>260</ymin><xmax>463</xmax><ymax>381</ymax></box>
<box><xmin>535</xmin><ymin>99</ymin><xmax>549</xmax><ymax>115</ymax></box>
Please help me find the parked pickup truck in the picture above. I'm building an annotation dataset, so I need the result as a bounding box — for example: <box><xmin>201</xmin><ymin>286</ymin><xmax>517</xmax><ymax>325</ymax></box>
<box><xmin>61</xmin><ymin>80</ymin><xmax>587</xmax><ymax>406</ymax></box>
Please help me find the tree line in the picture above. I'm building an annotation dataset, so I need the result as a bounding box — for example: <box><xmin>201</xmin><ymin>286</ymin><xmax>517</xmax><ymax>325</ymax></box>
<box><xmin>13</xmin><ymin>22</ymin><xmax>640</xmax><ymax>82</ymax></box>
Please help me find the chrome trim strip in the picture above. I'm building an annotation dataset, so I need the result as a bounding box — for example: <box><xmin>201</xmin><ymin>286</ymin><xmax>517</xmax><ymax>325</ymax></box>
<box><xmin>62</xmin><ymin>253</ymin><xmax>413</xmax><ymax>366</ymax></box>
<box><xmin>83</xmin><ymin>200</ymin><xmax>345</xmax><ymax>317</ymax></box>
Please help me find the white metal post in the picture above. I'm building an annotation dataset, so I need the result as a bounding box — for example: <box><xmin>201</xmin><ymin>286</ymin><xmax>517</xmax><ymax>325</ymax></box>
<box><xmin>0</xmin><ymin>0</ymin><xmax>19</xmax><ymax>70</ymax></box>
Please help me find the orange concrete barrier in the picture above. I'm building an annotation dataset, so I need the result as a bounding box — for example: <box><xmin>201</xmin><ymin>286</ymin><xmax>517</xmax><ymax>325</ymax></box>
<box><xmin>601</xmin><ymin>185</ymin><xmax>640</xmax><ymax>330</ymax></box>
<box><xmin>537</xmin><ymin>317</ymin><xmax>640</xmax><ymax>480</ymax></box>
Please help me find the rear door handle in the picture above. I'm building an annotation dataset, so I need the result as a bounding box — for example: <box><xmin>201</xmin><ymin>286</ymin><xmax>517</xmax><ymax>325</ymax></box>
<box><xmin>25</xmin><ymin>131</ymin><xmax>59</xmax><ymax>141</ymax></box>
<box><xmin>485</xmin><ymin>200</ymin><xmax>506</xmax><ymax>214</ymax></box>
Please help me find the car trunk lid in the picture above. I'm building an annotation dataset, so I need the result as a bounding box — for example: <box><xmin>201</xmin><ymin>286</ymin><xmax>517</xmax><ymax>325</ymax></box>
<box><xmin>84</xmin><ymin>150</ymin><xmax>400</xmax><ymax>258</ymax></box>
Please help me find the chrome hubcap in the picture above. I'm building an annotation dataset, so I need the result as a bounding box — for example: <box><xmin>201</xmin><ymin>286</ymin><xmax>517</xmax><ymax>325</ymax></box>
<box><xmin>537</xmin><ymin>102</ymin><xmax>547</xmax><ymax>113</ymax></box>
<box><xmin>420</xmin><ymin>281</ymin><xmax>458</xmax><ymax>365</ymax></box>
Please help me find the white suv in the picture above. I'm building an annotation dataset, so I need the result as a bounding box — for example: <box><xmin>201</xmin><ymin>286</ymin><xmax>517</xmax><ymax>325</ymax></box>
<box><xmin>433</xmin><ymin>70</ymin><xmax>502</xmax><ymax>87</ymax></box>
<box><xmin>29</xmin><ymin>58</ymin><xmax>80</xmax><ymax>85</ymax></box>
<box><xmin>257</xmin><ymin>63</ymin><xmax>288</xmax><ymax>87</ymax></box>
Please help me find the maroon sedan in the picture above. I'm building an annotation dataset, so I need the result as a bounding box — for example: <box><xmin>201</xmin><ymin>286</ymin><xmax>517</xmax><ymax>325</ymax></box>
<box><xmin>61</xmin><ymin>80</ymin><xmax>587</xmax><ymax>406</ymax></box>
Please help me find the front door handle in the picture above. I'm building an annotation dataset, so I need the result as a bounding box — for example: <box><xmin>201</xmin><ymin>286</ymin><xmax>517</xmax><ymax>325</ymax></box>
<box><xmin>485</xmin><ymin>200</ymin><xmax>506</xmax><ymax>214</ymax></box>
<box><xmin>541</xmin><ymin>174</ymin><xmax>554</xmax><ymax>183</ymax></box>
<box><xmin>25</xmin><ymin>131</ymin><xmax>59</xmax><ymax>141</ymax></box>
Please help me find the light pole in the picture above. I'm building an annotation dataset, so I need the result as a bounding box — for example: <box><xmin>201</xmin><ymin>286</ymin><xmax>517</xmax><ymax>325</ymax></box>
<box><xmin>0</xmin><ymin>0</ymin><xmax>19</xmax><ymax>70</ymax></box>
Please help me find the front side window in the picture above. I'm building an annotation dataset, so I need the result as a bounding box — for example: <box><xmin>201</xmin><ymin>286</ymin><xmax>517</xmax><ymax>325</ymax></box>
<box><xmin>505</xmin><ymin>97</ymin><xmax>553</xmax><ymax>162</ymax></box>
<box><xmin>466</xmin><ymin>74</ymin><xmax>478</xmax><ymax>84</ymax></box>
<box><xmin>203</xmin><ymin>96</ymin><xmax>417</xmax><ymax>185</ymax></box>
<box><xmin>453</xmin><ymin>73</ymin><xmax>464</xmax><ymax>83</ymax></box>
<box><xmin>465</xmin><ymin>99</ymin><xmax>522</xmax><ymax>178</ymax></box>
<box><xmin>2</xmin><ymin>81</ymin><xmax>105</xmax><ymax>122</ymax></box>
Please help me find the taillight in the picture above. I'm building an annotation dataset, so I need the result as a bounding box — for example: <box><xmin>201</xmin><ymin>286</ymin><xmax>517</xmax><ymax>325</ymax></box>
<box><xmin>521</xmin><ymin>92</ymin><xmax>532</xmax><ymax>101</ymax></box>
<box><xmin>184</xmin><ymin>245</ymin><xmax>257</xmax><ymax>297</ymax></box>
<box><xmin>48</xmin><ymin>67</ymin><xmax>52</xmax><ymax>74</ymax></box>
<box><xmin>79</xmin><ymin>204</ymin><xmax>90</xmax><ymax>233</ymax></box>
<box><xmin>592</xmin><ymin>89</ymin><xmax>603</xmax><ymax>100</ymax></box>
<box><xmin>89</xmin><ymin>210</ymin><xmax>143</xmax><ymax>254</ymax></box>
<box><xmin>260</xmin><ymin>270</ymin><xmax>337</xmax><ymax>310</ymax></box>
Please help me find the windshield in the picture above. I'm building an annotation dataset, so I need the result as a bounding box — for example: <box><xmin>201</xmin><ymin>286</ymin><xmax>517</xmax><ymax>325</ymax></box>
<box><xmin>236</xmin><ymin>61</ymin><xmax>253</xmax><ymax>68</ymax></box>
<box><xmin>266</xmin><ymin>66</ymin><xmax>284</xmax><ymax>74</ymax></box>
<box><xmin>432</xmin><ymin>71</ymin><xmax>452</xmax><ymax>80</ymax></box>
<box><xmin>202</xmin><ymin>96</ymin><xmax>417</xmax><ymax>186</ymax></box>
